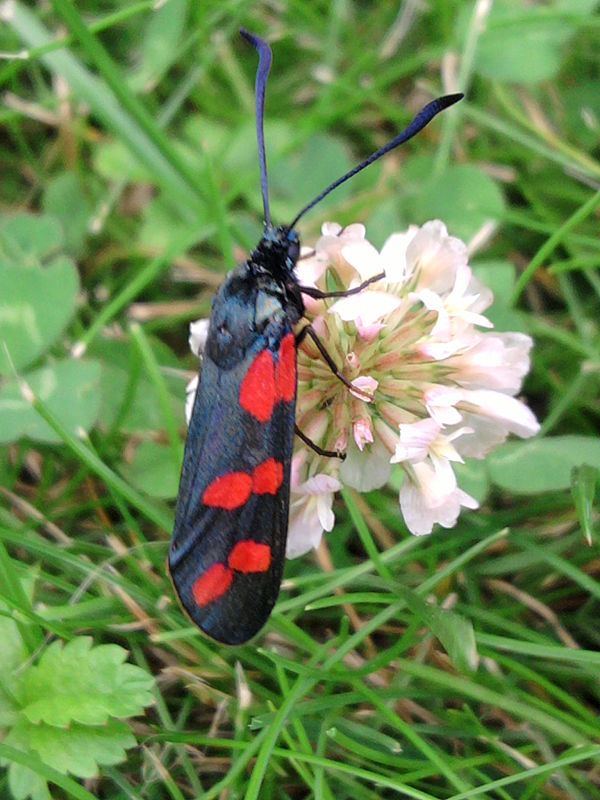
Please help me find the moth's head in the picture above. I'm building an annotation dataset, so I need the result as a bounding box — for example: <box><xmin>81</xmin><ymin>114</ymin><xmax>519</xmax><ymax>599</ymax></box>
<box><xmin>251</xmin><ymin>225</ymin><xmax>300</xmax><ymax>278</ymax></box>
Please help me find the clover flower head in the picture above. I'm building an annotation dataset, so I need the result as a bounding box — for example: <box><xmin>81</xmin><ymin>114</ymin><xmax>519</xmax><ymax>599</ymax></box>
<box><xmin>186</xmin><ymin>220</ymin><xmax>540</xmax><ymax>556</ymax></box>
<box><xmin>291</xmin><ymin>219</ymin><xmax>539</xmax><ymax>545</ymax></box>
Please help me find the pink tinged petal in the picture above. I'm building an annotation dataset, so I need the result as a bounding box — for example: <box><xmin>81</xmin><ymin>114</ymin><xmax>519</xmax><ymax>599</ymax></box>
<box><xmin>295</xmin><ymin>254</ymin><xmax>327</xmax><ymax>288</ymax></box>
<box><xmin>185</xmin><ymin>376</ymin><xmax>198</xmax><ymax>425</ymax></box>
<box><xmin>353</xmin><ymin>418</ymin><xmax>374</xmax><ymax>451</ymax></box>
<box><xmin>287</xmin><ymin>474</ymin><xmax>342</xmax><ymax>558</ymax></box>
<box><xmin>418</xmin><ymin>331</ymin><xmax>481</xmax><ymax>361</ymax></box>
<box><xmin>346</xmin><ymin>351</ymin><xmax>361</xmax><ymax>371</ymax></box>
<box><xmin>407</xmin><ymin>220</ymin><xmax>468</xmax><ymax>294</ymax></box>
<box><xmin>380</xmin><ymin>229</ymin><xmax>417</xmax><ymax>283</ymax></box>
<box><xmin>459</xmin><ymin>310</ymin><xmax>494</xmax><ymax>329</ymax></box>
<box><xmin>290</xmin><ymin>450</ymin><xmax>308</xmax><ymax>490</ymax></box>
<box><xmin>458</xmin><ymin>389</ymin><xmax>540</xmax><ymax>438</ymax></box>
<box><xmin>189</xmin><ymin>319</ymin><xmax>209</xmax><ymax>357</ymax></box>
<box><xmin>356</xmin><ymin>319</ymin><xmax>386</xmax><ymax>342</ymax></box>
<box><xmin>342</xmin><ymin>240</ymin><xmax>382</xmax><ymax>280</ymax></box>
<box><xmin>297</xmin><ymin>474</ymin><xmax>343</xmax><ymax>496</ymax></box>
<box><xmin>340</xmin><ymin>437</ymin><xmax>392</xmax><ymax>492</ymax></box>
<box><xmin>350</xmin><ymin>376</ymin><xmax>378</xmax><ymax>401</ymax></box>
<box><xmin>287</xmin><ymin>498</ymin><xmax>326</xmax><ymax>558</ymax></box>
<box><xmin>465</xmin><ymin>272</ymin><xmax>494</xmax><ymax>314</ymax></box>
<box><xmin>399</xmin><ymin>461</ymin><xmax>479</xmax><ymax>536</ymax></box>
<box><xmin>321</xmin><ymin>221</ymin><xmax>342</xmax><ymax>237</ymax></box>
<box><xmin>410</xmin><ymin>288</ymin><xmax>450</xmax><ymax>338</ymax></box>
<box><xmin>302</xmin><ymin>410</ymin><xmax>330</xmax><ymax>443</ymax></box>
<box><xmin>425</xmin><ymin>386</ymin><xmax>464</xmax><ymax>426</ymax></box>
<box><xmin>392</xmin><ymin>418</ymin><xmax>440</xmax><ymax>464</ymax></box>
<box><xmin>334</xmin><ymin>428</ymin><xmax>348</xmax><ymax>451</ymax></box>
<box><xmin>341</xmin><ymin>223</ymin><xmax>368</xmax><ymax>241</ymax></box>
<box><xmin>452</xmin><ymin>413</ymin><xmax>510</xmax><ymax>459</ymax></box>
<box><xmin>329</xmin><ymin>290</ymin><xmax>401</xmax><ymax>325</ymax></box>
<box><xmin>317</xmin><ymin>495</ymin><xmax>336</xmax><ymax>531</ymax></box>
<box><xmin>449</xmin><ymin>333</ymin><xmax>533</xmax><ymax>394</ymax></box>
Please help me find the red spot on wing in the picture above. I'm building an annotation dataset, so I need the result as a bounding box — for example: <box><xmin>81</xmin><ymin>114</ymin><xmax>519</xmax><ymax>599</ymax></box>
<box><xmin>203</xmin><ymin>472</ymin><xmax>252</xmax><ymax>509</ymax></box>
<box><xmin>228</xmin><ymin>541</ymin><xmax>272</xmax><ymax>573</ymax></box>
<box><xmin>252</xmin><ymin>458</ymin><xmax>284</xmax><ymax>495</ymax></box>
<box><xmin>240</xmin><ymin>350</ymin><xmax>276</xmax><ymax>422</ymax></box>
<box><xmin>276</xmin><ymin>332</ymin><xmax>296</xmax><ymax>403</ymax></box>
<box><xmin>192</xmin><ymin>563</ymin><xmax>233</xmax><ymax>606</ymax></box>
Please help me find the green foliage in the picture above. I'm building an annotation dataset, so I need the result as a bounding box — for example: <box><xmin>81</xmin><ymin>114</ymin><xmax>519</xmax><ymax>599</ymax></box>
<box><xmin>119</xmin><ymin>440</ymin><xmax>181</xmax><ymax>499</ymax></box>
<box><xmin>0</xmin><ymin>214</ymin><xmax>79</xmax><ymax>375</ymax></box>
<box><xmin>0</xmin><ymin>360</ymin><xmax>101</xmax><ymax>444</ymax></box>
<box><xmin>1</xmin><ymin>0</ymin><xmax>599</xmax><ymax>798</ymax></box>
<box><xmin>18</xmin><ymin>638</ymin><xmax>155</xmax><ymax>726</ymax></box>
<box><xmin>0</xmin><ymin>584</ymin><xmax>154</xmax><ymax>800</ymax></box>
<box><xmin>489</xmin><ymin>435</ymin><xmax>600</xmax><ymax>493</ymax></box>
<box><xmin>420</xmin><ymin>164</ymin><xmax>506</xmax><ymax>241</ymax></box>
<box><xmin>470</xmin><ymin>0</ymin><xmax>599</xmax><ymax>84</ymax></box>
<box><xmin>41</xmin><ymin>173</ymin><xmax>93</xmax><ymax>258</ymax></box>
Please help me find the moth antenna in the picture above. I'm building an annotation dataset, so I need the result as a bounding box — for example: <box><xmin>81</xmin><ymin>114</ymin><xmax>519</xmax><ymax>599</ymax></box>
<box><xmin>289</xmin><ymin>92</ymin><xmax>464</xmax><ymax>229</ymax></box>
<box><xmin>240</xmin><ymin>29</ymin><xmax>273</xmax><ymax>229</ymax></box>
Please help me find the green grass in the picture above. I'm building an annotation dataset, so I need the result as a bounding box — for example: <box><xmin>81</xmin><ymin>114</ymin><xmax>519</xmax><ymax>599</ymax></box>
<box><xmin>1</xmin><ymin>1</ymin><xmax>600</xmax><ymax>799</ymax></box>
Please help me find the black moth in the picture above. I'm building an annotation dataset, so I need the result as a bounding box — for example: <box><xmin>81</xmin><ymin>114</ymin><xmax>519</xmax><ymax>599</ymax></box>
<box><xmin>168</xmin><ymin>29</ymin><xmax>462</xmax><ymax>644</ymax></box>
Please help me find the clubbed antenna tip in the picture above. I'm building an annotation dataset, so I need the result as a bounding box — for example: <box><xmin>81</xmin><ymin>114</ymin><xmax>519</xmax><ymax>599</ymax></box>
<box><xmin>289</xmin><ymin>92</ymin><xmax>464</xmax><ymax>229</ymax></box>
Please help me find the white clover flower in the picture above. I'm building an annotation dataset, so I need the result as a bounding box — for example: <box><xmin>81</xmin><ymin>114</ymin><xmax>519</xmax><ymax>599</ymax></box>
<box><xmin>292</xmin><ymin>219</ymin><xmax>539</xmax><ymax>550</ymax></box>
<box><xmin>185</xmin><ymin>220</ymin><xmax>540</xmax><ymax>558</ymax></box>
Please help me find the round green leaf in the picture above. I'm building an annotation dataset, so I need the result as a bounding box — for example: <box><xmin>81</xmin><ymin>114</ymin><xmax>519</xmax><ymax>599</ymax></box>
<box><xmin>0</xmin><ymin>257</ymin><xmax>79</xmax><ymax>375</ymax></box>
<box><xmin>417</xmin><ymin>165</ymin><xmax>505</xmax><ymax>242</ymax></box>
<box><xmin>119</xmin><ymin>440</ymin><xmax>181</xmax><ymax>499</ymax></box>
<box><xmin>0</xmin><ymin>360</ymin><xmax>101</xmax><ymax>444</ymax></box>
<box><xmin>0</xmin><ymin>213</ymin><xmax>63</xmax><ymax>265</ymax></box>
<box><xmin>269</xmin><ymin>132</ymin><xmax>355</xmax><ymax>223</ymax></box>
<box><xmin>488</xmin><ymin>436</ymin><xmax>600</xmax><ymax>494</ymax></box>
<box><xmin>42</xmin><ymin>173</ymin><xmax>92</xmax><ymax>257</ymax></box>
<box><xmin>470</xmin><ymin>0</ymin><xmax>597</xmax><ymax>84</ymax></box>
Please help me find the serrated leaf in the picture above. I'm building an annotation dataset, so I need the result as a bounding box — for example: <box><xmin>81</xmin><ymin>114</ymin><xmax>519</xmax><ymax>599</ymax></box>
<box><xmin>398</xmin><ymin>586</ymin><xmax>479</xmax><ymax>672</ymax></box>
<box><xmin>6</xmin><ymin>716</ymin><xmax>136</xmax><ymax>779</ymax></box>
<box><xmin>18</xmin><ymin>637</ymin><xmax>154</xmax><ymax>728</ymax></box>
<box><xmin>488</xmin><ymin>436</ymin><xmax>600</xmax><ymax>494</ymax></box>
<box><xmin>0</xmin><ymin>360</ymin><xmax>101</xmax><ymax>444</ymax></box>
<box><xmin>0</xmin><ymin>256</ymin><xmax>79</xmax><ymax>375</ymax></box>
<box><xmin>119</xmin><ymin>439</ymin><xmax>181</xmax><ymax>499</ymax></box>
<box><xmin>0</xmin><ymin>213</ymin><xmax>63</xmax><ymax>265</ymax></box>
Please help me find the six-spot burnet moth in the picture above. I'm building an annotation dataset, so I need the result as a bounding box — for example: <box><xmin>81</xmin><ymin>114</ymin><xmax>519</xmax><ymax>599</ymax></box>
<box><xmin>168</xmin><ymin>29</ymin><xmax>463</xmax><ymax>644</ymax></box>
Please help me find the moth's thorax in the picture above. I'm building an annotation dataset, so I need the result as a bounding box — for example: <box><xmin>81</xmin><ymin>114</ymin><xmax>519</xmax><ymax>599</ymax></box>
<box><xmin>204</xmin><ymin>227</ymin><xmax>304</xmax><ymax>369</ymax></box>
<box><xmin>250</xmin><ymin>225</ymin><xmax>300</xmax><ymax>283</ymax></box>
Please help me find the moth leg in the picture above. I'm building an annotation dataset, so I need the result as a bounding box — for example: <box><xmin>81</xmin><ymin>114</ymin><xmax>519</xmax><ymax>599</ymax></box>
<box><xmin>295</xmin><ymin>324</ymin><xmax>372</xmax><ymax>402</ymax></box>
<box><xmin>299</xmin><ymin>270</ymin><xmax>385</xmax><ymax>300</ymax></box>
<box><xmin>294</xmin><ymin>424</ymin><xmax>345</xmax><ymax>460</ymax></box>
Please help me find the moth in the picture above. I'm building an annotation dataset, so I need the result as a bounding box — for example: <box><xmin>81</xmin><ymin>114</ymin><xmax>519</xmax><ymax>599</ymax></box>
<box><xmin>169</xmin><ymin>29</ymin><xmax>462</xmax><ymax>644</ymax></box>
